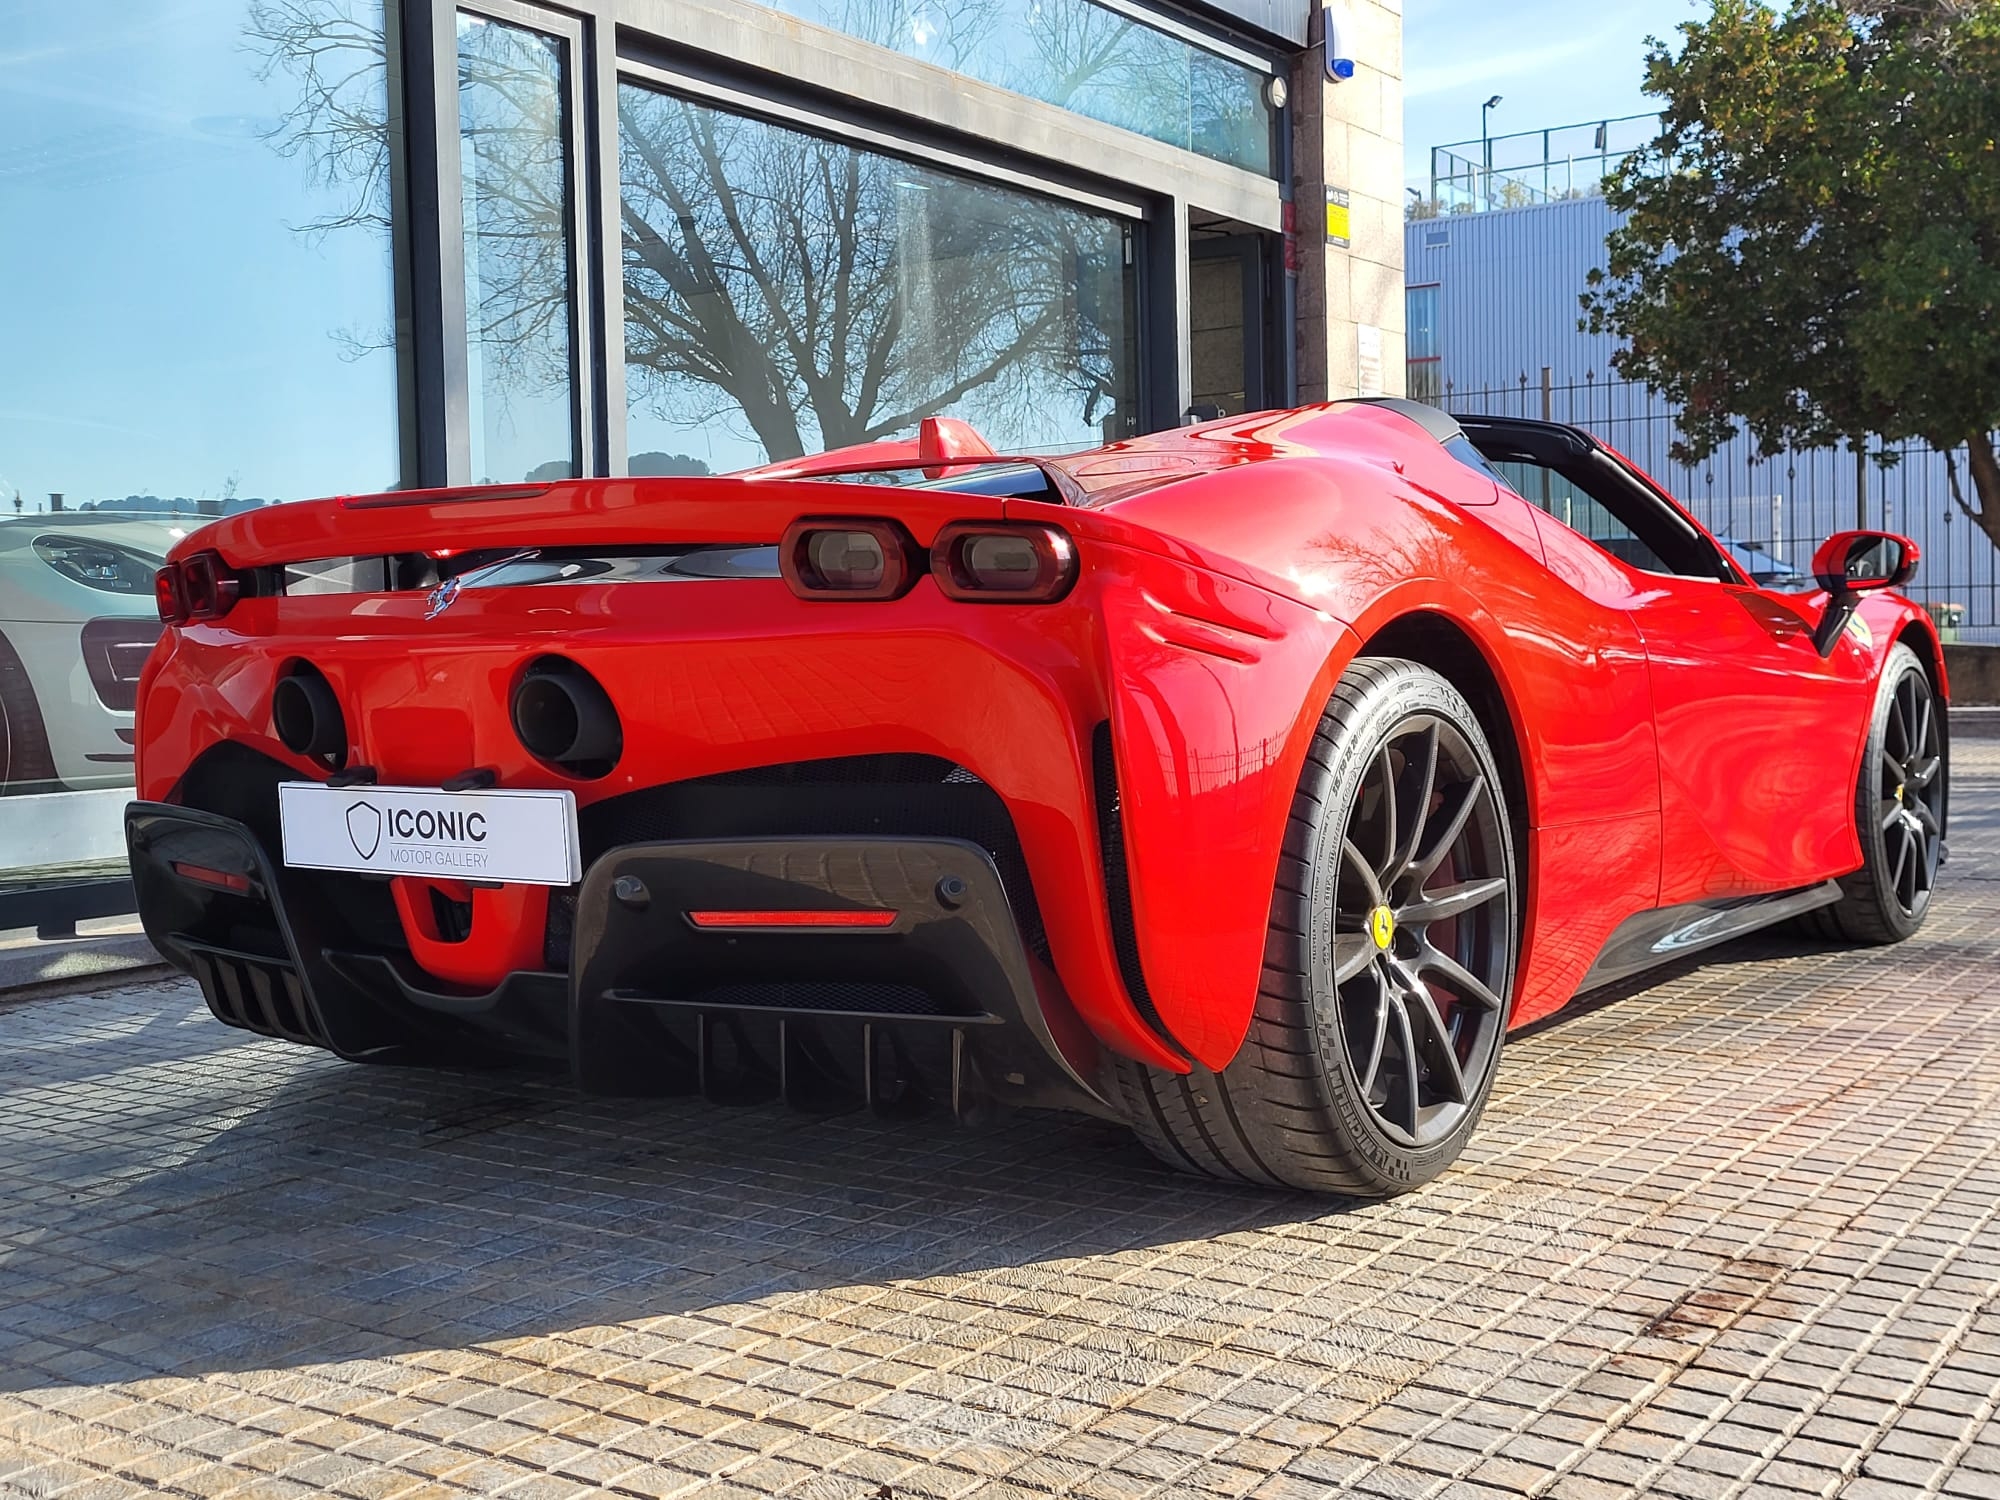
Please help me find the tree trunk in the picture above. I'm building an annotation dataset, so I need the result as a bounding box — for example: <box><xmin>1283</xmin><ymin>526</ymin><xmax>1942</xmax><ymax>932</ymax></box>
<box><xmin>1967</xmin><ymin>435</ymin><xmax>2000</xmax><ymax>555</ymax></box>
<box><xmin>1855</xmin><ymin>440</ymin><xmax>1867</xmax><ymax>531</ymax></box>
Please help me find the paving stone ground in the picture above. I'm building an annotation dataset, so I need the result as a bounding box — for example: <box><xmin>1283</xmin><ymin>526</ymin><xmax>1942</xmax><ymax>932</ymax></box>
<box><xmin>3</xmin><ymin>732</ymin><xmax>1998</xmax><ymax>1500</ymax></box>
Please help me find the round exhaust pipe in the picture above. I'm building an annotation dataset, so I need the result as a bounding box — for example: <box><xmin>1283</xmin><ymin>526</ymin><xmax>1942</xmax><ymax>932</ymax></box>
<box><xmin>271</xmin><ymin>665</ymin><xmax>347</xmax><ymax>767</ymax></box>
<box><xmin>511</xmin><ymin>657</ymin><xmax>621</xmax><ymax>777</ymax></box>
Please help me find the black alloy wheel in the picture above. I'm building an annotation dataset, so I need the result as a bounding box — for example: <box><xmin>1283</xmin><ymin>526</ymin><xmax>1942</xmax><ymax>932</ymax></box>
<box><xmin>1110</xmin><ymin>657</ymin><xmax>1520</xmax><ymax>1195</ymax></box>
<box><xmin>1330</xmin><ymin>715</ymin><xmax>1514</xmax><ymax>1150</ymax></box>
<box><xmin>1805</xmin><ymin>643</ymin><xmax>1948</xmax><ymax>945</ymax></box>
<box><xmin>1876</xmin><ymin>664</ymin><xmax>1945</xmax><ymax>919</ymax></box>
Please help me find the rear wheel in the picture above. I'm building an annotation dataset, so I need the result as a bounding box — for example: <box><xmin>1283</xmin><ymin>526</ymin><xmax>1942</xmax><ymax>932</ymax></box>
<box><xmin>1803</xmin><ymin>644</ymin><xmax>1946</xmax><ymax>945</ymax></box>
<box><xmin>1111</xmin><ymin>657</ymin><xmax>1519</xmax><ymax>1195</ymax></box>
<box><xmin>0</xmin><ymin>630</ymin><xmax>59</xmax><ymax>796</ymax></box>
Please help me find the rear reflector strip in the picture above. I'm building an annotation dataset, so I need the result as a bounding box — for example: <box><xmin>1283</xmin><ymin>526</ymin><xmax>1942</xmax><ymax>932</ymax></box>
<box><xmin>172</xmin><ymin>861</ymin><xmax>252</xmax><ymax>894</ymax></box>
<box><xmin>686</xmin><ymin>909</ymin><xmax>899</xmax><ymax>929</ymax></box>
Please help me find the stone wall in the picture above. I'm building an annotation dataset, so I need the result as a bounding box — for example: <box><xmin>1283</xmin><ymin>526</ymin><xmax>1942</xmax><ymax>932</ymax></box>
<box><xmin>1292</xmin><ymin>0</ymin><xmax>1406</xmax><ymax>403</ymax></box>
<box><xmin>1945</xmin><ymin>644</ymin><xmax>2000</xmax><ymax>707</ymax></box>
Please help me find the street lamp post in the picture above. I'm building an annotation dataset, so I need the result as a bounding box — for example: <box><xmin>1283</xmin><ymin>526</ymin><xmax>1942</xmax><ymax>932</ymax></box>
<box><xmin>1481</xmin><ymin>94</ymin><xmax>1503</xmax><ymax>209</ymax></box>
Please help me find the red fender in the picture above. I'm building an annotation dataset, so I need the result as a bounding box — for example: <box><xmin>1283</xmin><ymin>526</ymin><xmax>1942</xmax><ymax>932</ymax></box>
<box><xmin>1095</xmin><ymin>458</ymin><xmax>1668</xmax><ymax>1042</ymax></box>
<box><xmin>1094</xmin><ymin>539</ymin><xmax>1357</xmax><ymax>1068</ymax></box>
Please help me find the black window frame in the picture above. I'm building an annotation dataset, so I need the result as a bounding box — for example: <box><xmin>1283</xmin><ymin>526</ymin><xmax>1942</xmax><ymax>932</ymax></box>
<box><xmin>392</xmin><ymin>0</ymin><xmax>1291</xmax><ymax>487</ymax></box>
<box><xmin>1459</xmin><ymin>417</ymin><xmax>1740</xmax><ymax>585</ymax></box>
<box><xmin>613</xmin><ymin>56</ymin><xmax>1150</xmax><ymax>467</ymax></box>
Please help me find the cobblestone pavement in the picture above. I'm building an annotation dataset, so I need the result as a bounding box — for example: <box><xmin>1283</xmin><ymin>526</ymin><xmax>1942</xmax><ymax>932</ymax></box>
<box><xmin>3</xmin><ymin>739</ymin><xmax>1998</xmax><ymax>1500</ymax></box>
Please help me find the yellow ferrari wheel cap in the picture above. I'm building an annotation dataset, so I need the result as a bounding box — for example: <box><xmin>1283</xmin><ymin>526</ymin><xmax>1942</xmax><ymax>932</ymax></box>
<box><xmin>1369</xmin><ymin>905</ymin><xmax>1396</xmax><ymax>950</ymax></box>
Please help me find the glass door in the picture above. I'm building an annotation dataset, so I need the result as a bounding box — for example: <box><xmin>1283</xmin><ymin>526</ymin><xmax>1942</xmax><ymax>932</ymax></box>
<box><xmin>454</xmin><ymin>2</ymin><xmax>589</xmax><ymax>483</ymax></box>
<box><xmin>1188</xmin><ymin>234</ymin><xmax>1272</xmax><ymax>421</ymax></box>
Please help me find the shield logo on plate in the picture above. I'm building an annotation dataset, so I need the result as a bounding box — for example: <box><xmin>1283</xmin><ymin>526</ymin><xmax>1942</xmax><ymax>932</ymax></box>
<box><xmin>346</xmin><ymin>800</ymin><xmax>383</xmax><ymax>860</ymax></box>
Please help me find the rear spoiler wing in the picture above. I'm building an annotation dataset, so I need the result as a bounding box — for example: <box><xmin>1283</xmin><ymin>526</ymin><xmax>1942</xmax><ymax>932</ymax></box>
<box><xmin>175</xmin><ymin>416</ymin><xmax>1081</xmax><ymax>568</ymax></box>
<box><xmin>740</xmin><ymin>415</ymin><xmax>1085</xmax><ymax>504</ymax></box>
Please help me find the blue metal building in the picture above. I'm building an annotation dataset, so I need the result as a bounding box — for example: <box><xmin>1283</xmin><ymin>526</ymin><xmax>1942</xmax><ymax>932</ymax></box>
<box><xmin>1403</xmin><ymin>194</ymin><xmax>1995</xmax><ymax>640</ymax></box>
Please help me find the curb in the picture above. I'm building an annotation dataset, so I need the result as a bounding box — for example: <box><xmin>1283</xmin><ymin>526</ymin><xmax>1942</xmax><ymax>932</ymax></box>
<box><xmin>0</xmin><ymin>962</ymin><xmax>180</xmax><ymax>1008</ymax></box>
<box><xmin>0</xmin><ymin>934</ymin><xmax>176</xmax><ymax>1007</ymax></box>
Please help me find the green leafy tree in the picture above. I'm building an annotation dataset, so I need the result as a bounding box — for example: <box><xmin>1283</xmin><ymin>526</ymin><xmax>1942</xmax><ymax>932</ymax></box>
<box><xmin>1582</xmin><ymin>1</ymin><xmax>2000</xmax><ymax>547</ymax></box>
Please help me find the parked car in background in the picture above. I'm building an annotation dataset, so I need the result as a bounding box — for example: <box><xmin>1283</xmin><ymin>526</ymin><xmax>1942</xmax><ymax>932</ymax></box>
<box><xmin>1</xmin><ymin>515</ymin><xmax>169</xmax><ymax>794</ymax></box>
<box><xmin>1716</xmin><ymin>535</ymin><xmax>1813</xmax><ymax>591</ymax></box>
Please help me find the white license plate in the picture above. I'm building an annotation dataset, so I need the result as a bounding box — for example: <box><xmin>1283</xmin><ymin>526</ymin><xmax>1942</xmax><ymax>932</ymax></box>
<box><xmin>277</xmin><ymin>782</ymin><xmax>581</xmax><ymax>886</ymax></box>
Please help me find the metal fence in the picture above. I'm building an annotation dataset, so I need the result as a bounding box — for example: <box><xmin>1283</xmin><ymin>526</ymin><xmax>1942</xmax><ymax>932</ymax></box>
<box><xmin>1425</xmin><ymin>113</ymin><xmax>1659</xmax><ymax>216</ymax></box>
<box><xmin>1432</xmin><ymin>373</ymin><xmax>2000</xmax><ymax>645</ymax></box>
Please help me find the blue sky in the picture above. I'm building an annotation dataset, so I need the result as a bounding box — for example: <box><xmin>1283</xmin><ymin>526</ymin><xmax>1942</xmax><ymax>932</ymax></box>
<box><xmin>1403</xmin><ymin>1</ymin><xmax>1701</xmax><ymax>189</ymax></box>
<box><xmin>0</xmin><ymin>2</ymin><xmax>1702</xmax><ymax>513</ymax></box>
<box><xmin>0</xmin><ymin>2</ymin><xmax>402</xmax><ymax>514</ymax></box>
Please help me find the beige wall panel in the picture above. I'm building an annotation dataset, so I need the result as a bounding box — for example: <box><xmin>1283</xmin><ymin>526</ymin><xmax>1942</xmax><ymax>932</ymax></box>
<box><xmin>1293</xmin><ymin>2</ymin><xmax>1405</xmax><ymax>407</ymax></box>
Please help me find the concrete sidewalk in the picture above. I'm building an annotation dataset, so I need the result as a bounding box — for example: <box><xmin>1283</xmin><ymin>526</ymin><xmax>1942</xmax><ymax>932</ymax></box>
<box><xmin>0</xmin><ymin>916</ymin><xmax>165</xmax><ymax>1001</ymax></box>
<box><xmin>1</xmin><ymin>742</ymin><xmax>1996</xmax><ymax>1499</ymax></box>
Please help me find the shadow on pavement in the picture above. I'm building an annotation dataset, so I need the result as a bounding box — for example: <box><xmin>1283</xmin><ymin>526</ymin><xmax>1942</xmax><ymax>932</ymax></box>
<box><xmin>1</xmin><ymin>989</ymin><xmax>1357</xmax><ymax>1394</ymax></box>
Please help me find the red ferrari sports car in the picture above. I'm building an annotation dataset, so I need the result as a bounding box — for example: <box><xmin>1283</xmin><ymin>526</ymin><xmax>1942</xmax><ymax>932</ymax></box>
<box><xmin>128</xmin><ymin>399</ymin><xmax>1948</xmax><ymax>1194</ymax></box>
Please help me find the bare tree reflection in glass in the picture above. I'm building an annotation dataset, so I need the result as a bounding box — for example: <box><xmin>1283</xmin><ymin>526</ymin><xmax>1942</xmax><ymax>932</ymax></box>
<box><xmin>246</xmin><ymin>0</ymin><xmax>402</xmax><ymax>375</ymax></box>
<box><xmin>618</xmin><ymin>85</ymin><xmax>1136</xmax><ymax>464</ymax></box>
<box><xmin>253</xmin><ymin>4</ymin><xmax>579</xmax><ymax>483</ymax></box>
<box><xmin>458</xmin><ymin>14</ymin><xmax>576</xmax><ymax>484</ymax></box>
<box><xmin>250</xmin><ymin>1</ymin><xmax>394</xmax><ymax>237</ymax></box>
<box><xmin>244</xmin><ymin>4</ymin><xmax>1138</xmax><ymax>474</ymax></box>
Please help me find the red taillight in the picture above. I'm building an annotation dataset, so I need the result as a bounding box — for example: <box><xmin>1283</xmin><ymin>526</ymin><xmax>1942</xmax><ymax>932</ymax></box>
<box><xmin>931</xmin><ymin>523</ymin><xmax>1077</xmax><ymax>602</ymax></box>
<box><xmin>171</xmin><ymin>861</ymin><xmax>252</xmax><ymax>894</ymax></box>
<box><xmin>154</xmin><ymin>566</ymin><xmax>186</xmax><ymax>624</ymax></box>
<box><xmin>779</xmin><ymin>518</ymin><xmax>921</xmax><ymax>600</ymax></box>
<box><xmin>686</xmin><ymin>909</ymin><xmax>900</xmax><ymax>930</ymax></box>
<box><xmin>181</xmin><ymin>551</ymin><xmax>241</xmax><ymax>620</ymax></box>
<box><xmin>157</xmin><ymin>550</ymin><xmax>241</xmax><ymax>625</ymax></box>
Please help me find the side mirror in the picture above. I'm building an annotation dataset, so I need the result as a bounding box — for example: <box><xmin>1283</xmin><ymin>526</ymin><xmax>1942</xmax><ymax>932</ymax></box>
<box><xmin>1812</xmin><ymin>530</ymin><xmax>1919</xmax><ymax>594</ymax></box>
<box><xmin>1809</xmin><ymin>530</ymin><xmax>1919</xmax><ymax>657</ymax></box>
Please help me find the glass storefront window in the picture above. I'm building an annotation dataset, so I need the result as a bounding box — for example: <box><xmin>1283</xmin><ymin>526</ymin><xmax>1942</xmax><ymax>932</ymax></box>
<box><xmin>458</xmin><ymin>12</ymin><xmax>578</xmax><ymax>485</ymax></box>
<box><xmin>766</xmin><ymin>0</ymin><xmax>1275</xmax><ymax>177</ymax></box>
<box><xmin>1406</xmin><ymin>283</ymin><xmax>1441</xmax><ymax>403</ymax></box>
<box><xmin>0</xmin><ymin>1</ymin><xmax>402</xmax><ymax>873</ymax></box>
<box><xmin>1407</xmin><ymin>284</ymin><xmax>1441</xmax><ymax>362</ymax></box>
<box><xmin>620</xmin><ymin>83</ymin><xmax>1139</xmax><ymax>472</ymax></box>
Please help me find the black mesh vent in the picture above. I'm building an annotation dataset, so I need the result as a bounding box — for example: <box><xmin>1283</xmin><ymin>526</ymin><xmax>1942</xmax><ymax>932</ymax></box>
<box><xmin>430</xmin><ymin>887</ymin><xmax>474</xmax><ymax>943</ymax></box>
<box><xmin>545</xmin><ymin>887</ymin><xmax>576</xmax><ymax>972</ymax></box>
<box><xmin>691</xmin><ymin>982</ymin><xmax>942</xmax><ymax>1016</ymax></box>
<box><xmin>1092</xmin><ymin>721</ymin><xmax>1180</xmax><ymax>1053</ymax></box>
<box><xmin>173</xmin><ymin>741</ymin><xmax>291</xmax><ymax>853</ymax></box>
<box><xmin>544</xmin><ymin>755</ymin><xmax>1047</xmax><ymax>972</ymax></box>
<box><xmin>697</xmin><ymin>754</ymin><xmax>958</xmax><ymax>787</ymax></box>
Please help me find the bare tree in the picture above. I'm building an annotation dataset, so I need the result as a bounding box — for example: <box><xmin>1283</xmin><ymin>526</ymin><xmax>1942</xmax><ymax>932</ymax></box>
<box><xmin>619</xmin><ymin>88</ymin><xmax>1127</xmax><ymax>459</ymax></box>
<box><xmin>249</xmin><ymin>0</ymin><xmax>395</xmax><ymax>236</ymax></box>
<box><xmin>458</xmin><ymin>19</ymin><xmax>573</xmax><ymax>400</ymax></box>
<box><xmin>797</xmin><ymin>0</ymin><xmax>1261</xmax><ymax>163</ymax></box>
<box><xmin>250</xmin><ymin>1</ymin><xmax>1134</xmax><ymax>465</ymax></box>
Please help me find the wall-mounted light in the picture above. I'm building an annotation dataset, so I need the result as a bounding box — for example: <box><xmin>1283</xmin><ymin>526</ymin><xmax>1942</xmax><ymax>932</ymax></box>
<box><xmin>1266</xmin><ymin>74</ymin><xmax>1289</xmax><ymax>109</ymax></box>
<box><xmin>1324</xmin><ymin>3</ymin><xmax>1355</xmax><ymax>82</ymax></box>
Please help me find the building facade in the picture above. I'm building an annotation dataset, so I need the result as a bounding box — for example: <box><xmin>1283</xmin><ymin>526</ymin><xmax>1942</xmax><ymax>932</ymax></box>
<box><xmin>0</xmin><ymin>0</ymin><xmax>1408</xmax><ymax>889</ymax></box>
<box><xmin>1406</xmin><ymin>192</ymin><xmax>1998</xmax><ymax>641</ymax></box>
